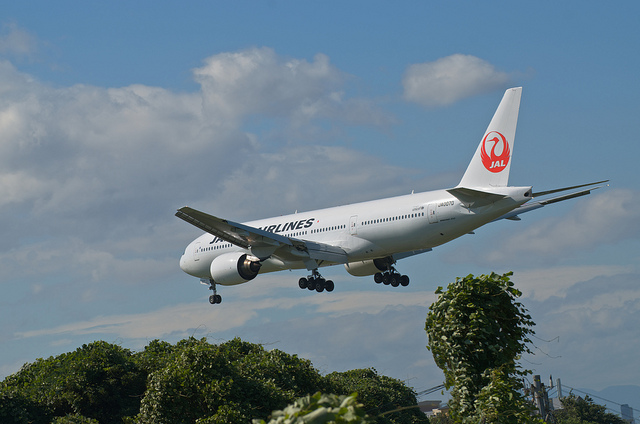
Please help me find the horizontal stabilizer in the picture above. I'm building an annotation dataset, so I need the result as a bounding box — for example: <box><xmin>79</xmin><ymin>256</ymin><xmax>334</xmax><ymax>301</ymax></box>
<box><xmin>447</xmin><ymin>187</ymin><xmax>506</xmax><ymax>207</ymax></box>
<box><xmin>494</xmin><ymin>180</ymin><xmax>609</xmax><ymax>221</ymax></box>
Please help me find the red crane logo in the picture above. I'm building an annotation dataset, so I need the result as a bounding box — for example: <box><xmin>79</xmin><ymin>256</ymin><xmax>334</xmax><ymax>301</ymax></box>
<box><xmin>481</xmin><ymin>131</ymin><xmax>510</xmax><ymax>173</ymax></box>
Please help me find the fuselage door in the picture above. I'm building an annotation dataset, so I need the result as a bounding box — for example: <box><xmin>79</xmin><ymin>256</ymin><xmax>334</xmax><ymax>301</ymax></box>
<box><xmin>193</xmin><ymin>241</ymin><xmax>201</xmax><ymax>261</ymax></box>
<box><xmin>349</xmin><ymin>215</ymin><xmax>358</xmax><ymax>235</ymax></box>
<box><xmin>428</xmin><ymin>203</ymin><xmax>439</xmax><ymax>224</ymax></box>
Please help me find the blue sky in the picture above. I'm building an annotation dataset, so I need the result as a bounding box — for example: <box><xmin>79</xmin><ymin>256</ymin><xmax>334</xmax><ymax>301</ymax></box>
<box><xmin>1</xmin><ymin>0</ymin><xmax>640</xmax><ymax>408</ymax></box>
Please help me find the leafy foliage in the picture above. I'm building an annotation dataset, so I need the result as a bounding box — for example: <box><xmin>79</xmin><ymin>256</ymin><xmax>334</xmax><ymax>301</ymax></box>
<box><xmin>132</xmin><ymin>339</ymin><xmax>176</xmax><ymax>375</ymax></box>
<box><xmin>0</xmin><ymin>341</ymin><xmax>146</xmax><ymax>424</ymax></box>
<box><xmin>0</xmin><ymin>337</ymin><xmax>425</xmax><ymax>424</ymax></box>
<box><xmin>428</xmin><ymin>414</ymin><xmax>453</xmax><ymax>424</ymax></box>
<box><xmin>325</xmin><ymin>369</ymin><xmax>428</xmax><ymax>424</ymax></box>
<box><xmin>425</xmin><ymin>272</ymin><xmax>538</xmax><ymax>423</ymax></box>
<box><xmin>553</xmin><ymin>394</ymin><xmax>626</xmax><ymax>424</ymax></box>
<box><xmin>470</xmin><ymin>366</ymin><xmax>539</xmax><ymax>423</ymax></box>
<box><xmin>0</xmin><ymin>391</ymin><xmax>51</xmax><ymax>424</ymax></box>
<box><xmin>253</xmin><ymin>392</ymin><xmax>374</xmax><ymax>424</ymax></box>
<box><xmin>51</xmin><ymin>414</ymin><xmax>100</xmax><ymax>423</ymax></box>
<box><xmin>136</xmin><ymin>337</ymin><xmax>322</xmax><ymax>423</ymax></box>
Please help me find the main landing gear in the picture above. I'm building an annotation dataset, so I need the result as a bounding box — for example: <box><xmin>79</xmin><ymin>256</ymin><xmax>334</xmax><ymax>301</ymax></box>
<box><xmin>206</xmin><ymin>278</ymin><xmax>222</xmax><ymax>304</ymax></box>
<box><xmin>298</xmin><ymin>269</ymin><xmax>334</xmax><ymax>293</ymax></box>
<box><xmin>374</xmin><ymin>269</ymin><xmax>410</xmax><ymax>287</ymax></box>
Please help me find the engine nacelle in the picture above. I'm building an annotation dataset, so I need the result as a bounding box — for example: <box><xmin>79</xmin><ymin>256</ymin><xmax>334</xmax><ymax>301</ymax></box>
<box><xmin>210</xmin><ymin>252</ymin><xmax>261</xmax><ymax>286</ymax></box>
<box><xmin>344</xmin><ymin>258</ymin><xmax>391</xmax><ymax>277</ymax></box>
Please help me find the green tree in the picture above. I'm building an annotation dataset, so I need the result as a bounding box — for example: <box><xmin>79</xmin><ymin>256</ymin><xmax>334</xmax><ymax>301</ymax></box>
<box><xmin>425</xmin><ymin>272</ymin><xmax>538</xmax><ymax>423</ymax></box>
<box><xmin>428</xmin><ymin>414</ymin><xmax>453</xmax><ymax>424</ymax></box>
<box><xmin>132</xmin><ymin>339</ymin><xmax>176</xmax><ymax>375</ymax></box>
<box><xmin>1</xmin><ymin>337</ymin><xmax>427</xmax><ymax>424</ymax></box>
<box><xmin>0</xmin><ymin>341</ymin><xmax>146</xmax><ymax>424</ymax></box>
<box><xmin>51</xmin><ymin>414</ymin><xmax>100</xmax><ymax>423</ymax></box>
<box><xmin>0</xmin><ymin>391</ymin><xmax>51</xmax><ymax>424</ymax></box>
<box><xmin>325</xmin><ymin>368</ymin><xmax>428</xmax><ymax>424</ymax></box>
<box><xmin>135</xmin><ymin>337</ymin><xmax>325</xmax><ymax>423</ymax></box>
<box><xmin>553</xmin><ymin>394</ymin><xmax>626</xmax><ymax>424</ymax></box>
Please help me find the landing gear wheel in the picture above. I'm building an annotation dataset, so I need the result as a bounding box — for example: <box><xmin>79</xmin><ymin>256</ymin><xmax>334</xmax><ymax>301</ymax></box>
<box><xmin>298</xmin><ymin>278</ymin><xmax>308</xmax><ymax>289</ymax></box>
<box><xmin>207</xmin><ymin>279</ymin><xmax>222</xmax><ymax>305</ymax></box>
<box><xmin>307</xmin><ymin>279</ymin><xmax>316</xmax><ymax>291</ymax></box>
<box><xmin>372</xmin><ymin>266</ymin><xmax>410</xmax><ymax>289</ymax></box>
<box><xmin>301</xmin><ymin>270</ymin><xmax>334</xmax><ymax>294</ymax></box>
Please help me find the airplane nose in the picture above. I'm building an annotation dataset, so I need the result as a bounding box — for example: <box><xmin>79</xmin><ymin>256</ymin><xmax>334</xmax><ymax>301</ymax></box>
<box><xmin>179</xmin><ymin>253</ymin><xmax>187</xmax><ymax>272</ymax></box>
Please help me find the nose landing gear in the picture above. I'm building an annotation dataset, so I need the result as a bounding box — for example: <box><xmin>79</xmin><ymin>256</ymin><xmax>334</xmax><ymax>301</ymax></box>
<box><xmin>202</xmin><ymin>278</ymin><xmax>222</xmax><ymax>304</ymax></box>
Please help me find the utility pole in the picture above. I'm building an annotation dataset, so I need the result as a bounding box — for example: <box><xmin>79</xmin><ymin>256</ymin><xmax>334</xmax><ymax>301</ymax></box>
<box><xmin>531</xmin><ymin>375</ymin><xmax>553</xmax><ymax>422</ymax></box>
<box><xmin>556</xmin><ymin>378</ymin><xmax>563</xmax><ymax>400</ymax></box>
<box><xmin>533</xmin><ymin>375</ymin><xmax>546</xmax><ymax>418</ymax></box>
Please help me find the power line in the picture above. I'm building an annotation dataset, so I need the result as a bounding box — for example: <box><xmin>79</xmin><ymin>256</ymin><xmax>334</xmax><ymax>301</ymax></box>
<box><xmin>415</xmin><ymin>384</ymin><xmax>446</xmax><ymax>398</ymax></box>
<box><xmin>561</xmin><ymin>384</ymin><xmax>640</xmax><ymax>416</ymax></box>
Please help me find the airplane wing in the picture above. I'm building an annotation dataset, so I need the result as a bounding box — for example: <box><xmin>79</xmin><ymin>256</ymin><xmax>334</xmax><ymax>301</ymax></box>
<box><xmin>495</xmin><ymin>180</ymin><xmax>609</xmax><ymax>221</ymax></box>
<box><xmin>175</xmin><ymin>206</ymin><xmax>348</xmax><ymax>268</ymax></box>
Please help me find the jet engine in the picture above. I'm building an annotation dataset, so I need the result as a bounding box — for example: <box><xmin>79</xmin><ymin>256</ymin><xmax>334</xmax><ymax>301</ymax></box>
<box><xmin>344</xmin><ymin>258</ymin><xmax>391</xmax><ymax>277</ymax></box>
<box><xmin>209</xmin><ymin>252</ymin><xmax>261</xmax><ymax>286</ymax></box>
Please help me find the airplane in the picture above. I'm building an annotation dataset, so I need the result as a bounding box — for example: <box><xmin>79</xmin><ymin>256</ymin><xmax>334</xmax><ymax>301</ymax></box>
<box><xmin>176</xmin><ymin>87</ymin><xmax>608</xmax><ymax>304</ymax></box>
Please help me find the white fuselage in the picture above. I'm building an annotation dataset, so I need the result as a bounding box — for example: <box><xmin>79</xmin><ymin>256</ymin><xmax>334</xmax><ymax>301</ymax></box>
<box><xmin>179</xmin><ymin>186</ymin><xmax>532</xmax><ymax>282</ymax></box>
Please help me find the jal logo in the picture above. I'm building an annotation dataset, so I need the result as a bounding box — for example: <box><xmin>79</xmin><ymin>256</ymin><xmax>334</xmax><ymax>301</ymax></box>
<box><xmin>480</xmin><ymin>131</ymin><xmax>510</xmax><ymax>173</ymax></box>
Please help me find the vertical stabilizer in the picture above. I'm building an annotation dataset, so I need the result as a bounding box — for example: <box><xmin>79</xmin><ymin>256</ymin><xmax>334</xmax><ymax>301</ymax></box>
<box><xmin>458</xmin><ymin>87</ymin><xmax>522</xmax><ymax>189</ymax></box>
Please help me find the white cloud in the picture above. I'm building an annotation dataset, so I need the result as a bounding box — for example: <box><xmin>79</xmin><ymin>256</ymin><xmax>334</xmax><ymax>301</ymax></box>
<box><xmin>0</xmin><ymin>171</ymin><xmax>48</xmax><ymax>207</ymax></box>
<box><xmin>15</xmin><ymin>301</ymin><xmax>259</xmax><ymax>340</ymax></box>
<box><xmin>207</xmin><ymin>144</ymin><xmax>419</xmax><ymax>219</ymax></box>
<box><xmin>0</xmin><ymin>47</ymin><xmax>396</xmax><ymax>235</ymax></box>
<box><xmin>525</xmin><ymin>272</ymin><xmax>640</xmax><ymax>388</ymax></box>
<box><xmin>15</xmin><ymin>285</ymin><xmax>436</xmax><ymax>341</ymax></box>
<box><xmin>515</xmin><ymin>264</ymin><xmax>636</xmax><ymax>301</ymax></box>
<box><xmin>402</xmin><ymin>54</ymin><xmax>511</xmax><ymax>107</ymax></box>
<box><xmin>0</xmin><ymin>23</ymin><xmax>38</xmax><ymax>58</ymax></box>
<box><xmin>194</xmin><ymin>47</ymin><xmax>347</xmax><ymax>126</ymax></box>
<box><xmin>443</xmin><ymin>189</ymin><xmax>640</xmax><ymax>269</ymax></box>
<box><xmin>485</xmin><ymin>189</ymin><xmax>640</xmax><ymax>263</ymax></box>
<box><xmin>311</xmin><ymin>290</ymin><xmax>435</xmax><ymax>315</ymax></box>
<box><xmin>0</xmin><ymin>236</ymin><xmax>179</xmax><ymax>312</ymax></box>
